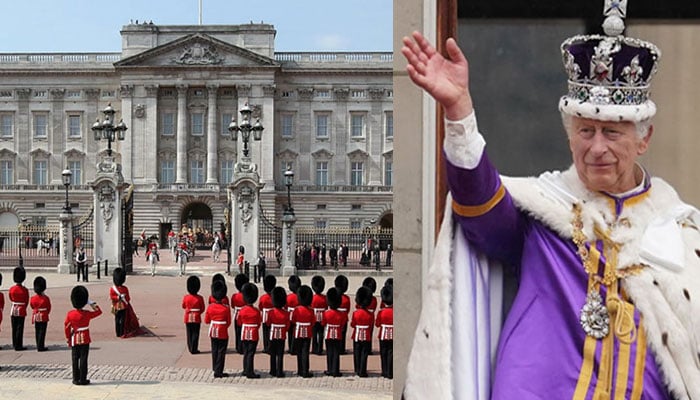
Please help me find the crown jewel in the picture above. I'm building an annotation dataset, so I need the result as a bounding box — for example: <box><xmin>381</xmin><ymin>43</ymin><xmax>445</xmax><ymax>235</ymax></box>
<box><xmin>559</xmin><ymin>0</ymin><xmax>661</xmax><ymax>121</ymax></box>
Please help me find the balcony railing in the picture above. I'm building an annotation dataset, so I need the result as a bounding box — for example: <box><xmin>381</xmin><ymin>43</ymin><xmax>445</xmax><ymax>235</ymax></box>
<box><xmin>0</xmin><ymin>184</ymin><xmax>93</xmax><ymax>191</ymax></box>
<box><xmin>0</xmin><ymin>53</ymin><xmax>121</xmax><ymax>66</ymax></box>
<box><xmin>273</xmin><ymin>184</ymin><xmax>392</xmax><ymax>193</ymax></box>
<box><xmin>275</xmin><ymin>52</ymin><xmax>392</xmax><ymax>65</ymax></box>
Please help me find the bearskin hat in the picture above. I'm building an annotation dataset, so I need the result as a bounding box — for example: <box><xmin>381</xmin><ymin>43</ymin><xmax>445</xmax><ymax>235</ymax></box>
<box><xmin>311</xmin><ymin>275</ymin><xmax>325</xmax><ymax>295</ymax></box>
<box><xmin>263</xmin><ymin>274</ymin><xmax>277</xmax><ymax>294</ymax></box>
<box><xmin>33</xmin><ymin>276</ymin><xmax>46</xmax><ymax>294</ymax></box>
<box><xmin>13</xmin><ymin>266</ymin><xmax>26</xmax><ymax>284</ymax></box>
<box><xmin>355</xmin><ymin>286</ymin><xmax>372</xmax><ymax>309</ymax></box>
<box><xmin>326</xmin><ymin>287</ymin><xmax>341</xmax><ymax>310</ymax></box>
<box><xmin>381</xmin><ymin>285</ymin><xmax>393</xmax><ymax>306</ymax></box>
<box><xmin>272</xmin><ymin>286</ymin><xmax>287</xmax><ymax>309</ymax></box>
<box><xmin>71</xmin><ymin>285</ymin><xmax>89</xmax><ymax>309</ymax></box>
<box><xmin>383</xmin><ymin>277</ymin><xmax>393</xmax><ymax>288</ymax></box>
<box><xmin>211</xmin><ymin>280</ymin><xmax>227</xmax><ymax>302</ymax></box>
<box><xmin>241</xmin><ymin>282</ymin><xmax>258</xmax><ymax>305</ymax></box>
<box><xmin>334</xmin><ymin>275</ymin><xmax>348</xmax><ymax>294</ymax></box>
<box><xmin>112</xmin><ymin>267</ymin><xmax>126</xmax><ymax>286</ymax></box>
<box><xmin>187</xmin><ymin>275</ymin><xmax>200</xmax><ymax>295</ymax></box>
<box><xmin>297</xmin><ymin>285</ymin><xmax>313</xmax><ymax>307</ymax></box>
<box><xmin>287</xmin><ymin>274</ymin><xmax>301</xmax><ymax>294</ymax></box>
<box><xmin>234</xmin><ymin>273</ymin><xmax>249</xmax><ymax>291</ymax></box>
<box><xmin>362</xmin><ymin>276</ymin><xmax>377</xmax><ymax>294</ymax></box>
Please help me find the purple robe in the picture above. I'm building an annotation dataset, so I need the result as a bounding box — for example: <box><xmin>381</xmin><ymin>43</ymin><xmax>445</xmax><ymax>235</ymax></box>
<box><xmin>447</xmin><ymin>153</ymin><xmax>671</xmax><ymax>399</ymax></box>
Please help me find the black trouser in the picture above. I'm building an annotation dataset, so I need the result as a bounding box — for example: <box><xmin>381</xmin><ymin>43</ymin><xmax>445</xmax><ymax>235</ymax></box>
<box><xmin>35</xmin><ymin>321</ymin><xmax>48</xmax><ymax>350</ymax></box>
<box><xmin>312</xmin><ymin>322</ymin><xmax>324</xmax><ymax>354</ymax></box>
<box><xmin>242</xmin><ymin>340</ymin><xmax>258</xmax><ymax>377</ymax></box>
<box><xmin>353</xmin><ymin>340</ymin><xmax>371</xmax><ymax>377</ymax></box>
<box><xmin>185</xmin><ymin>323</ymin><xmax>200</xmax><ymax>353</ymax></box>
<box><xmin>235</xmin><ymin>324</ymin><xmax>243</xmax><ymax>354</ymax></box>
<box><xmin>71</xmin><ymin>344</ymin><xmax>90</xmax><ymax>384</ymax></box>
<box><xmin>379</xmin><ymin>340</ymin><xmax>393</xmax><ymax>378</ymax></box>
<box><xmin>294</xmin><ymin>337</ymin><xmax>311</xmax><ymax>376</ymax></box>
<box><xmin>11</xmin><ymin>316</ymin><xmax>25</xmax><ymax>350</ymax></box>
<box><xmin>262</xmin><ymin>324</ymin><xmax>271</xmax><ymax>353</ymax></box>
<box><xmin>288</xmin><ymin>323</ymin><xmax>296</xmax><ymax>354</ymax></box>
<box><xmin>269</xmin><ymin>339</ymin><xmax>285</xmax><ymax>377</ymax></box>
<box><xmin>325</xmin><ymin>339</ymin><xmax>342</xmax><ymax>376</ymax></box>
<box><xmin>340</xmin><ymin>322</ymin><xmax>348</xmax><ymax>354</ymax></box>
<box><xmin>210</xmin><ymin>337</ymin><xmax>228</xmax><ymax>376</ymax></box>
<box><xmin>77</xmin><ymin>263</ymin><xmax>88</xmax><ymax>282</ymax></box>
<box><xmin>114</xmin><ymin>309</ymin><xmax>126</xmax><ymax>337</ymax></box>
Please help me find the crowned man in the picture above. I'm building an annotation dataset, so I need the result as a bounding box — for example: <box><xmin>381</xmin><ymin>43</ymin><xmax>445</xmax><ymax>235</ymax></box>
<box><xmin>403</xmin><ymin>1</ymin><xmax>700</xmax><ymax>399</ymax></box>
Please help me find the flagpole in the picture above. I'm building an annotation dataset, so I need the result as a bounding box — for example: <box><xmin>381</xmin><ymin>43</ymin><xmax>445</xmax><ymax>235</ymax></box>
<box><xmin>199</xmin><ymin>0</ymin><xmax>202</xmax><ymax>25</ymax></box>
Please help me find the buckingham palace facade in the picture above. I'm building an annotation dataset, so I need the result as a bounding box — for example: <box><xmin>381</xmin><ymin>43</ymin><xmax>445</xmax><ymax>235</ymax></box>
<box><xmin>0</xmin><ymin>22</ymin><xmax>393</xmax><ymax>241</ymax></box>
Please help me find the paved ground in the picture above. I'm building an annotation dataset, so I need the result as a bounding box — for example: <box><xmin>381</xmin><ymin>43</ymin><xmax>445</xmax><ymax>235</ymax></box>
<box><xmin>0</xmin><ymin>254</ymin><xmax>393</xmax><ymax>399</ymax></box>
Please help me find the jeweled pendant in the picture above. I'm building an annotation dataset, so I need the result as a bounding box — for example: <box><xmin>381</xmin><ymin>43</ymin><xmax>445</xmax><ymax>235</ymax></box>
<box><xmin>579</xmin><ymin>290</ymin><xmax>610</xmax><ymax>339</ymax></box>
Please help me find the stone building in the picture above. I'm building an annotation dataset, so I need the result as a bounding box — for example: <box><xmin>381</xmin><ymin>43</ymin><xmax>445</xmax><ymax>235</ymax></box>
<box><xmin>0</xmin><ymin>22</ymin><xmax>393</xmax><ymax>244</ymax></box>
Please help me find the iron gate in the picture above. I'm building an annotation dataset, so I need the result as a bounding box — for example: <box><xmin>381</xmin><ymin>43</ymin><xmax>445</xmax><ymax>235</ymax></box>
<box><xmin>121</xmin><ymin>184</ymin><xmax>134</xmax><ymax>273</ymax></box>
<box><xmin>258</xmin><ymin>201</ymin><xmax>282</xmax><ymax>268</ymax></box>
<box><xmin>72</xmin><ymin>207</ymin><xmax>94</xmax><ymax>270</ymax></box>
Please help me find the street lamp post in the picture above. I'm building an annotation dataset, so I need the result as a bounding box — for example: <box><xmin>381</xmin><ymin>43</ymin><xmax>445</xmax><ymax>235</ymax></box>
<box><xmin>92</xmin><ymin>103</ymin><xmax>128</xmax><ymax>157</ymax></box>
<box><xmin>281</xmin><ymin>166</ymin><xmax>297</xmax><ymax>276</ymax></box>
<box><xmin>228</xmin><ymin>103</ymin><xmax>263</xmax><ymax>161</ymax></box>
<box><xmin>62</xmin><ymin>169</ymin><xmax>73</xmax><ymax>213</ymax></box>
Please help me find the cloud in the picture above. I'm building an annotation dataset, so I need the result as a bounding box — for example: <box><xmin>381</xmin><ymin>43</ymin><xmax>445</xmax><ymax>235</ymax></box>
<box><xmin>314</xmin><ymin>34</ymin><xmax>350</xmax><ymax>51</ymax></box>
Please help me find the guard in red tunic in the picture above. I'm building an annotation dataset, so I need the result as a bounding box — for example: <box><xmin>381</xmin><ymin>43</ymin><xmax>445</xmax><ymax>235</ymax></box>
<box><xmin>29</xmin><ymin>276</ymin><xmax>51</xmax><ymax>352</ymax></box>
<box><xmin>109</xmin><ymin>268</ymin><xmax>129</xmax><ymax>337</ymax></box>
<box><xmin>379</xmin><ymin>278</ymin><xmax>393</xmax><ymax>309</ymax></box>
<box><xmin>231</xmin><ymin>273</ymin><xmax>249</xmax><ymax>354</ymax></box>
<box><xmin>64</xmin><ymin>285</ymin><xmax>102</xmax><ymax>385</ymax></box>
<box><xmin>334</xmin><ymin>275</ymin><xmax>351</xmax><ymax>355</ymax></box>
<box><xmin>182</xmin><ymin>276</ymin><xmax>205</xmax><ymax>354</ymax></box>
<box><xmin>259</xmin><ymin>275</ymin><xmax>276</xmax><ymax>354</ymax></box>
<box><xmin>267</xmin><ymin>286</ymin><xmax>289</xmax><ymax>377</ymax></box>
<box><xmin>208</xmin><ymin>274</ymin><xmax>230</xmax><ymax>307</ymax></box>
<box><xmin>361</xmin><ymin>276</ymin><xmax>378</xmax><ymax>354</ymax></box>
<box><xmin>322</xmin><ymin>287</ymin><xmax>347</xmax><ymax>377</ymax></box>
<box><xmin>286</xmin><ymin>275</ymin><xmax>301</xmax><ymax>355</ymax></box>
<box><xmin>351</xmin><ymin>286</ymin><xmax>374</xmax><ymax>377</ymax></box>
<box><xmin>237</xmin><ymin>283</ymin><xmax>261</xmax><ymax>378</ymax></box>
<box><xmin>204</xmin><ymin>280</ymin><xmax>230</xmax><ymax>378</ymax></box>
<box><xmin>9</xmin><ymin>267</ymin><xmax>29</xmax><ymax>351</ymax></box>
<box><xmin>375</xmin><ymin>285</ymin><xmax>393</xmax><ymax>379</ymax></box>
<box><xmin>0</xmin><ymin>273</ymin><xmax>4</xmax><ymax>336</ymax></box>
<box><xmin>310</xmin><ymin>275</ymin><xmax>327</xmax><ymax>355</ymax></box>
<box><xmin>292</xmin><ymin>285</ymin><xmax>316</xmax><ymax>377</ymax></box>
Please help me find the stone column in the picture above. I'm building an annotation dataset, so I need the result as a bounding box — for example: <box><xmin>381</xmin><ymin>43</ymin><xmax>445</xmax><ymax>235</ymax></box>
<box><xmin>143</xmin><ymin>84</ymin><xmax>159</xmax><ymax>184</ymax></box>
<box><xmin>57</xmin><ymin>210</ymin><xmax>74</xmax><ymax>274</ymax></box>
<box><xmin>281</xmin><ymin>211</ymin><xmax>297</xmax><ymax>276</ymax></box>
<box><xmin>206</xmin><ymin>84</ymin><xmax>219</xmax><ymax>184</ymax></box>
<box><xmin>228</xmin><ymin>167</ymin><xmax>264</xmax><ymax>278</ymax></box>
<box><xmin>176</xmin><ymin>84</ymin><xmax>188</xmax><ymax>184</ymax></box>
<box><xmin>91</xmin><ymin>157</ymin><xmax>125</xmax><ymax>270</ymax></box>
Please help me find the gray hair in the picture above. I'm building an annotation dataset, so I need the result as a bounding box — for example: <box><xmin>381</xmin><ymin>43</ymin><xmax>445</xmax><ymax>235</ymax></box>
<box><xmin>560</xmin><ymin>112</ymin><xmax>652</xmax><ymax>139</ymax></box>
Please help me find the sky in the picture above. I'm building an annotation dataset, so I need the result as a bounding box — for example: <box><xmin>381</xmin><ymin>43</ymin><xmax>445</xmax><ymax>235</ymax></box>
<box><xmin>0</xmin><ymin>0</ymin><xmax>392</xmax><ymax>53</ymax></box>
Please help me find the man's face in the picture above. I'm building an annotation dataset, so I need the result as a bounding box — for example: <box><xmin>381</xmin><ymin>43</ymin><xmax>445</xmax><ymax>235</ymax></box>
<box><xmin>568</xmin><ymin>117</ymin><xmax>652</xmax><ymax>193</ymax></box>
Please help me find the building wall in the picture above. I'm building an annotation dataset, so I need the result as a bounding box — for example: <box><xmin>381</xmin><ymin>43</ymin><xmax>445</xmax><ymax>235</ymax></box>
<box><xmin>0</xmin><ymin>23</ymin><xmax>393</xmax><ymax>239</ymax></box>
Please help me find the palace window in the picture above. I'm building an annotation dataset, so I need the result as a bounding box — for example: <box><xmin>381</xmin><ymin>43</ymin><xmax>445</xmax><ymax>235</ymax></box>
<box><xmin>33</xmin><ymin>159</ymin><xmax>47</xmax><ymax>185</ymax></box>
<box><xmin>315</xmin><ymin>113</ymin><xmax>330</xmax><ymax>138</ymax></box>
<box><xmin>68</xmin><ymin>114</ymin><xmax>82</xmax><ymax>138</ymax></box>
<box><xmin>0</xmin><ymin>160</ymin><xmax>13</xmax><ymax>185</ymax></box>
<box><xmin>385</xmin><ymin>160</ymin><xmax>393</xmax><ymax>186</ymax></box>
<box><xmin>350</xmin><ymin>113</ymin><xmax>365</xmax><ymax>138</ymax></box>
<box><xmin>34</xmin><ymin>113</ymin><xmax>48</xmax><ymax>138</ymax></box>
<box><xmin>191</xmin><ymin>113</ymin><xmax>204</xmax><ymax>136</ymax></box>
<box><xmin>161</xmin><ymin>112</ymin><xmax>175</xmax><ymax>136</ymax></box>
<box><xmin>68</xmin><ymin>160</ymin><xmax>82</xmax><ymax>185</ymax></box>
<box><xmin>350</xmin><ymin>161</ymin><xmax>364</xmax><ymax>186</ymax></box>
<box><xmin>0</xmin><ymin>114</ymin><xmax>13</xmax><ymax>138</ymax></box>
<box><xmin>221</xmin><ymin>113</ymin><xmax>233</xmax><ymax>136</ymax></box>
<box><xmin>385</xmin><ymin>111</ymin><xmax>393</xmax><ymax>140</ymax></box>
<box><xmin>281</xmin><ymin>113</ymin><xmax>294</xmax><ymax>138</ymax></box>
<box><xmin>190</xmin><ymin>159</ymin><xmax>205</xmax><ymax>183</ymax></box>
<box><xmin>160</xmin><ymin>160</ymin><xmax>175</xmax><ymax>184</ymax></box>
<box><xmin>316</xmin><ymin>161</ymin><xmax>329</xmax><ymax>186</ymax></box>
<box><xmin>220</xmin><ymin>159</ymin><xmax>234</xmax><ymax>184</ymax></box>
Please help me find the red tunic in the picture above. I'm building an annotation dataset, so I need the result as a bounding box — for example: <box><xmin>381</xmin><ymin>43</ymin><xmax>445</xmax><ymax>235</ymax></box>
<box><xmin>9</xmin><ymin>284</ymin><xmax>29</xmax><ymax>317</ymax></box>
<box><xmin>286</xmin><ymin>293</ymin><xmax>299</xmax><ymax>320</ymax></box>
<box><xmin>351</xmin><ymin>308</ymin><xmax>374</xmax><ymax>342</ymax></box>
<box><xmin>321</xmin><ymin>309</ymin><xmax>348</xmax><ymax>340</ymax></box>
<box><xmin>258</xmin><ymin>293</ymin><xmax>273</xmax><ymax>324</ymax></box>
<box><xmin>266</xmin><ymin>308</ymin><xmax>290</xmax><ymax>340</ymax></box>
<box><xmin>64</xmin><ymin>306</ymin><xmax>103</xmax><ymax>346</ymax></box>
<box><xmin>375</xmin><ymin>306</ymin><xmax>394</xmax><ymax>340</ymax></box>
<box><xmin>208</xmin><ymin>295</ymin><xmax>230</xmax><ymax>307</ymax></box>
<box><xmin>181</xmin><ymin>293</ymin><xmax>205</xmax><ymax>324</ymax></box>
<box><xmin>338</xmin><ymin>294</ymin><xmax>350</xmax><ymax>315</ymax></box>
<box><xmin>30</xmin><ymin>293</ymin><xmax>51</xmax><ymax>323</ymax></box>
<box><xmin>311</xmin><ymin>293</ymin><xmax>328</xmax><ymax>323</ymax></box>
<box><xmin>231</xmin><ymin>292</ymin><xmax>245</xmax><ymax>325</ymax></box>
<box><xmin>109</xmin><ymin>285</ymin><xmax>130</xmax><ymax>311</ymax></box>
<box><xmin>237</xmin><ymin>305</ymin><xmax>261</xmax><ymax>341</ymax></box>
<box><xmin>291</xmin><ymin>305</ymin><xmax>315</xmax><ymax>339</ymax></box>
<box><xmin>204</xmin><ymin>302</ymin><xmax>231</xmax><ymax>339</ymax></box>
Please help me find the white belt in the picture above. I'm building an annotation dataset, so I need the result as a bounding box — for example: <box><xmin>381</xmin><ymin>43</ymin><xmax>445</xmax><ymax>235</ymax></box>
<box><xmin>380</xmin><ymin>324</ymin><xmax>393</xmax><ymax>340</ymax></box>
<box><xmin>270</xmin><ymin>323</ymin><xmax>286</xmax><ymax>340</ymax></box>
<box><xmin>355</xmin><ymin>324</ymin><xmax>370</xmax><ymax>341</ymax></box>
<box><xmin>76</xmin><ymin>326</ymin><xmax>89</xmax><ymax>331</ymax></box>
<box><xmin>313</xmin><ymin>308</ymin><xmax>325</xmax><ymax>322</ymax></box>
<box><xmin>262</xmin><ymin>308</ymin><xmax>271</xmax><ymax>322</ymax></box>
<box><xmin>71</xmin><ymin>326</ymin><xmax>89</xmax><ymax>346</ymax></box>
<box><xmin>338</xmin><ymin>307</ymin><xmax>348</xmax><ymax>312</ymax></box>
<box><xmin>188</xmin><ymin>308</ymin><xmax>200</xmax><ymax>312</ymax></box>
<box><xmin>241</xmin><ymin>323</ymin><xmax>258</xmax><ymax>340</ymax></box>
<box><xmin>325</xmin><ymin>323</ymin><xmax>342</xmax><ymax>339</ymax></box>
<box><xmin>295</xmin><ymin>322</ymin><xmax>312</xmax><ymax>338</ymax></box>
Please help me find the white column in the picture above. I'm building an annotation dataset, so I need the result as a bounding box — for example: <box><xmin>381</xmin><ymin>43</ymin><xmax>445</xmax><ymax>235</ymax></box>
<box><xmin>176</xmin><ymin>84</ymin><xmax>188</xmax><ymax>184</ymax></box>
<box><xmin>57</xmin><ymin>211</ymin><xmax>73</xmax><ymax>274</ymax></box>
<box><xmin>206</xmin><ymin>84</ymin><xmax>219</xmax><ymax>184</ymax></box>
